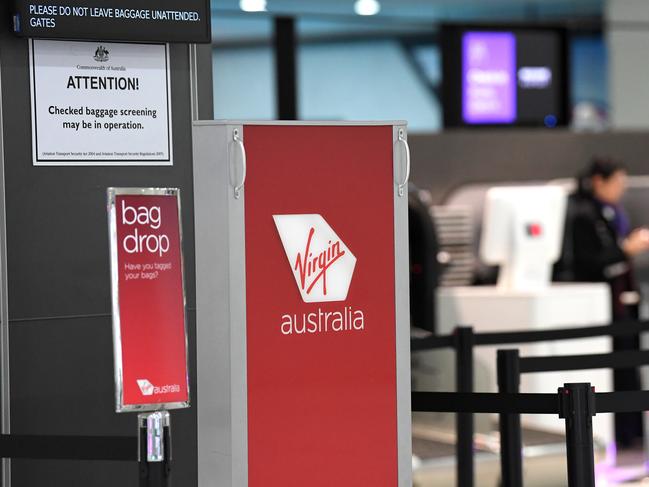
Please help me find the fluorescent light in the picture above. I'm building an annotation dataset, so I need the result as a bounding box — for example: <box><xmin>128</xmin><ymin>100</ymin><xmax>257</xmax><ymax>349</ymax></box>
<box><xmin>354</xmin><ymin>0</ymin><xmax>381</xmax><ymax>16</ymax></box>
<box><xmin>239</xmin><ymin>0</ymin><xmax>267</xmax><ymax>12</ymax></box>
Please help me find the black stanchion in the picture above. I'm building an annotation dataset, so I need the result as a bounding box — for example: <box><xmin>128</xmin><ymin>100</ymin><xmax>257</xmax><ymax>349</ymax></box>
<box><xmin>139</xmin><ymin>412</ymin><xmax>172</xmax><ymax>487</ymax></box>
<box><xmin>415</xmin><ymin>386</ymin><xmax>649</xmax><ymax>487</ymax></box>
<box><xmin>497</xmin><ymin>350</ymin><xmax>523</xmax><ymax>487</ymax></box>
<box><xmin>274</xmin><ymin>17</ymin><xmax>298</xmax><ymax>120</ymax></box>
<box><xmin>411</xmin><ymin>319</ymin><xmax>649</xmax><ymax>487</ymax></box>
<box><xmin>558</xmin><ymin>384</ymin><xmax>596</xmax><ymax>487</ymax></box>
<box><xmin>455</xmin><ymin>327</ymin><xmax>475</xmax><ymax>487</ymax></box>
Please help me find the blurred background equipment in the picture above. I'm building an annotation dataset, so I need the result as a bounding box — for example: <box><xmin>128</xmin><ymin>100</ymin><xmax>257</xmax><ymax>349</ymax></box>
<box><xmin>480</xmin><ymin>186</ymin><xmax>567</xmax><ymax>291</ymax></box>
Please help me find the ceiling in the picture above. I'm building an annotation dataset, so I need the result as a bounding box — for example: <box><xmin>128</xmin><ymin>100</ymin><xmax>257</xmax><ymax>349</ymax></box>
<box><xmin>210</xmin><ymin>0</ymin><xmax>603</xmax><ymax>43</ymax></box>
<box><xmin>211</xmin><ymin>0</ymin><xmax>603</xmax><ymax>22</ymax></box>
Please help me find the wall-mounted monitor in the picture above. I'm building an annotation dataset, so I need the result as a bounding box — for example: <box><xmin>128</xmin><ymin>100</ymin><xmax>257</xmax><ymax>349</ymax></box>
<box><xmin>442</xmin><ymin>24</ymin><xmax>569</xmax><ymax>128</ymax></box>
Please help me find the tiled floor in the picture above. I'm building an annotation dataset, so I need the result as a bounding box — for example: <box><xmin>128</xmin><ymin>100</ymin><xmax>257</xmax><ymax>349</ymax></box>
<box><xmin>411</xmin><ymin>416</ymin><xmax>648</xmax><ymax>486</ymax></box>
<box><xmin>414</xmin><ymin>453</ymin><xmax>570</xmax><ymax>487</ymax></box>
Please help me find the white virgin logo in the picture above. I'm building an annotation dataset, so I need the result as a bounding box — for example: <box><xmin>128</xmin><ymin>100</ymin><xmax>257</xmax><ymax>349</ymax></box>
<box><xmin>136</xmin><ymin>379</ymin><xmax>154</xmax><ymax>396</ymax></box>
<box><xmin>273</xmin><ymin>214</ymin><xmax>356</xmax><ymax>303</ymax></box>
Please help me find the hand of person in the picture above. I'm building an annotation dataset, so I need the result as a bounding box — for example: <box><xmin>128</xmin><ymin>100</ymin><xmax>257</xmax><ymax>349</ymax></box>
<box><xmin>623</xmin><ymin>228</ymin><xmax>649</xmax><ymax>256</ymax></box>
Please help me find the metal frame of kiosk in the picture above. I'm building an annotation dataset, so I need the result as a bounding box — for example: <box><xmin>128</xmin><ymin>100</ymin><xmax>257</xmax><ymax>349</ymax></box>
<box><xmin>192</xmin><ymin>121</ymin><xmax>412</xmax><ymax>487</ymax></box>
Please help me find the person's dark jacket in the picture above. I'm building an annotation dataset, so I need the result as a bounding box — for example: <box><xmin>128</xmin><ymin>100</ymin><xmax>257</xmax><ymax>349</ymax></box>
<box><xmin>555</xmin><ymin>192</ymin><xmax>637</xmax><ymax>322</ymax></box>
<box><xmin>565</xmin><ymin>193</ymin><xmax>643</xmax><ymax>446</ymax></box>
<box><xmin>571</xmin><ymin>194</ymin><xmax>629</xmax><ymax>284</ymax></box>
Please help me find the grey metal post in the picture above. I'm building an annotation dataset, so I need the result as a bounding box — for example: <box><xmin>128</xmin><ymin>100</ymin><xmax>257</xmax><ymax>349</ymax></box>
<box><xmin>138</xmin><ymin>412</ymin><xmax>172</xmax><ymax>487</ymax></box>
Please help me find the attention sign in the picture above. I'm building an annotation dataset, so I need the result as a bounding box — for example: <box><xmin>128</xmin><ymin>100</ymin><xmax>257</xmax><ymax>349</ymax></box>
<box><xmin>30</xmin><ymin>40</ymin><xmax>172</xmax><ymax>166</ymax></box>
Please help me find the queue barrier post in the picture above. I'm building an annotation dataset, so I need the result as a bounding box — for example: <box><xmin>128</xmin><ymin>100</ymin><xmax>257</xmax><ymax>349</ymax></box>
<box><xmin>413</xmin><ymin>387</ymin><xmax>649</xmax><ymax>487</ymax></box>
<box><xmin>454</xmin><ymin>326</ymin><xmax>475</xmax><ymax>487</ymax></box>
<box><xmin>558</xmin><ymin>384</ymin><xmax>596</xmax><ymax>487</ymax></box>
<box><xmin>411</xmin><ymin>320</ymin><xmax>649</xmax><ymax>487</ymax></box>
<box><xmin>138</xmin><ymin>411</ymin><xmax>172</xmax><ymax>487</ymax></box>
<box><xmin>497</xmin><ymin>349</ymin><xmax>523</xmax><ymax>487</ymax></box>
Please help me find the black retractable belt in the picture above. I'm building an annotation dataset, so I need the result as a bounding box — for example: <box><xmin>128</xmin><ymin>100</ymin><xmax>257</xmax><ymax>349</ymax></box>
<box><xmin>476</xmin><ymin>320</ymin><xmax>649</xmax><ymax>346</ymax></box>
<box><xmin>596</xmin><ymin>390</ymin><xmax>649</xmax><ymax>413</ymax></box>
<box><xmin>411</xmin><ymin>391</ymin><xmax>558</xmax><ymax>414</ymax></box>
<box><xmin>410</xmin><ymin>320</ymin><xmax>649</xmax><ymax>352</ymax></box>
<box><xmin>521</xmin><ymin>349</ymin><xmax>649</xmax><ymax>374</ymax></box>
<box><xmin>0</xmin><ymin>434</ymin><xmax>137</xmax><ymax>461</ymax></box>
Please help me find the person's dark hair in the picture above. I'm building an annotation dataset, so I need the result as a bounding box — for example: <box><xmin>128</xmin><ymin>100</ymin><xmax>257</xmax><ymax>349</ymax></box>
<box><xmin>577</xmin><ymin>157</ymin><xmax>627</xmax><ymax>196</ymax></box>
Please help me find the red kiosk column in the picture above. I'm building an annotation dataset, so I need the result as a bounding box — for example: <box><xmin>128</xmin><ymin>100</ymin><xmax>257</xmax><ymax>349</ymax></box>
<box><xmin>193</xmin><ymin>122</ymin><xmax>411</xmax><ymax>487</ymax></box>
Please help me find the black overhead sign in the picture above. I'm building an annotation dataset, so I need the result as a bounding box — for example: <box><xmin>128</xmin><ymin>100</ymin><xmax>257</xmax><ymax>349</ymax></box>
<box><xmin>12</xmin><ymin>0</ymin><xmax>212</xmax><ymax>43</ymax></box>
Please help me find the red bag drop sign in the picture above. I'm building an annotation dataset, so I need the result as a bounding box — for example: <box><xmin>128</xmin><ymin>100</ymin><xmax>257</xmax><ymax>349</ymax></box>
<box><xmin>108</xmin><ymin>189</ymin><xmax>189</xmax><ymax>412</ymax></box>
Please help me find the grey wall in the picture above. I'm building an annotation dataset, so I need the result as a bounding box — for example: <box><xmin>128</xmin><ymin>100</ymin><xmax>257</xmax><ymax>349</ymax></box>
<box><xmin>409</xmin><ymin>129</ymin><xmax>649</xmax><ymax>204</ymax></box>
<box><xmin>607</xmin><ymin>0</ymin><xmax>649</xmax><ymax>129</ymax></box>
<box><xmin>0</xmin><ymin>2</ymin><xmax>212</xmax><ymax>485</ymax></box>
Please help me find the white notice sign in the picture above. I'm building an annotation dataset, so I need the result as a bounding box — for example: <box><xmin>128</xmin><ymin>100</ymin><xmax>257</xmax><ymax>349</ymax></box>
<box><xmin>29</xmin><ymin>40</ymin><xmax>172</xmax><ymax>166</ymax></box>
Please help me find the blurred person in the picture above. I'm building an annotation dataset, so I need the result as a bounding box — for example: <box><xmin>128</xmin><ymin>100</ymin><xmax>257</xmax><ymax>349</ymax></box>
<box><xmin>570</xmin><ymin>158</ymin><xmax>649</xmax><ymax>448</ymax></box>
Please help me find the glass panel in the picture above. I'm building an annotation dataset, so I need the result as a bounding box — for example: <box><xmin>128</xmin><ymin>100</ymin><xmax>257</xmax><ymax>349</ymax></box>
<box><xmin>297</xmin><ymin>18</ymin><xmax>442</xmax><ymax>132</ymax></box>
<box><xmin>570</xmin><ymin>33</ymin><xmax>608</xmax><ymax>127</ymax></box>
<box><xmin>212</xmin><ymin>15</ymin><xmax>276</xmax><ymax>120</ymax></box>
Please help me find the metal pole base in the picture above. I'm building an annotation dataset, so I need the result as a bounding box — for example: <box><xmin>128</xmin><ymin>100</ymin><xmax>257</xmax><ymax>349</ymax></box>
<box><xmin>138</xmin><ymin>411</ymin><xmax>172</xmax><ymax>487</ymax></box>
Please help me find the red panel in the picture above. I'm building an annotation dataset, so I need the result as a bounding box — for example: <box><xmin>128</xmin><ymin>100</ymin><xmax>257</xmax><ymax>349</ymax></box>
<box><xmin>114</xmin><ymin>194</ymin><xmax>189</xmax><ymax>408</ymax></box>
<box><xmin>244</xmin><ymin>125</ymin><xmax>398</xmax><ymax>486</ymax></box>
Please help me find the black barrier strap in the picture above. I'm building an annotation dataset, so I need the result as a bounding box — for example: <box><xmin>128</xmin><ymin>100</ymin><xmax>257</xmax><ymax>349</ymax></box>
<box><xmin>411</xmin><ymin>321</ymin><xmax>649</xmax><ymax>351</ymax></box>
<box><xmin>475</xmin><ymin>320</ymin><xmax>649</xmax><ymax>346</ymax></box>
<box><xmin>596</xmin><ymin>391</ymin><xmax>649</xmax><ymax>413</ymax></box>
<box><xmin>414</xmin><ymin>389</ymin><xmax>649</xmax><ymax>415</ymax></box>
<box><xmin>520</xmin><ymin>349</ymin><xmax>649</xmax><ymax>374</ymax></box>
<box><xmin>412</xmin><ymin>391</ymin><xmax>558</xmax><ymax>414</ymax></box>
<box><xmin>410</xmin><ymin>334</ymin><xmax>454</xmax><ymax>351</ymax></box>
<box><xmin>0</xmin><ymin>434</ymin><xmax>138</xmax><ymax>461</ymax></box>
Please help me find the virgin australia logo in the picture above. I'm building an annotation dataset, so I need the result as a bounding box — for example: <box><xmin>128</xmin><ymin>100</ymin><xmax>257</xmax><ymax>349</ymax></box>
<box><xmin>94</xmin><ymin>45</ymin><xmax>110</xmax><ymax>62</ymax></box>
<box><xmin>136</xmin><ymin>379</ymin><xmax>154</xmax><ymax>396</ymax></box>
<box><xmin>136</xmin><ymin>379</ymin><xmax>180</xmax><ymax>396</ymax></box>
<box><xmin>273</xmin><ymin>214</ymin><xmax>356</xmax><ymax>303</ymax></box>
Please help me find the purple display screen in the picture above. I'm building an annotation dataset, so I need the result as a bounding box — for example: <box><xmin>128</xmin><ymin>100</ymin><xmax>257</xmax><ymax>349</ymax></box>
<box><xmin>462</xmin><ymin>31</ymin><xmax>517</xmax><ymax>124</ymax></box>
